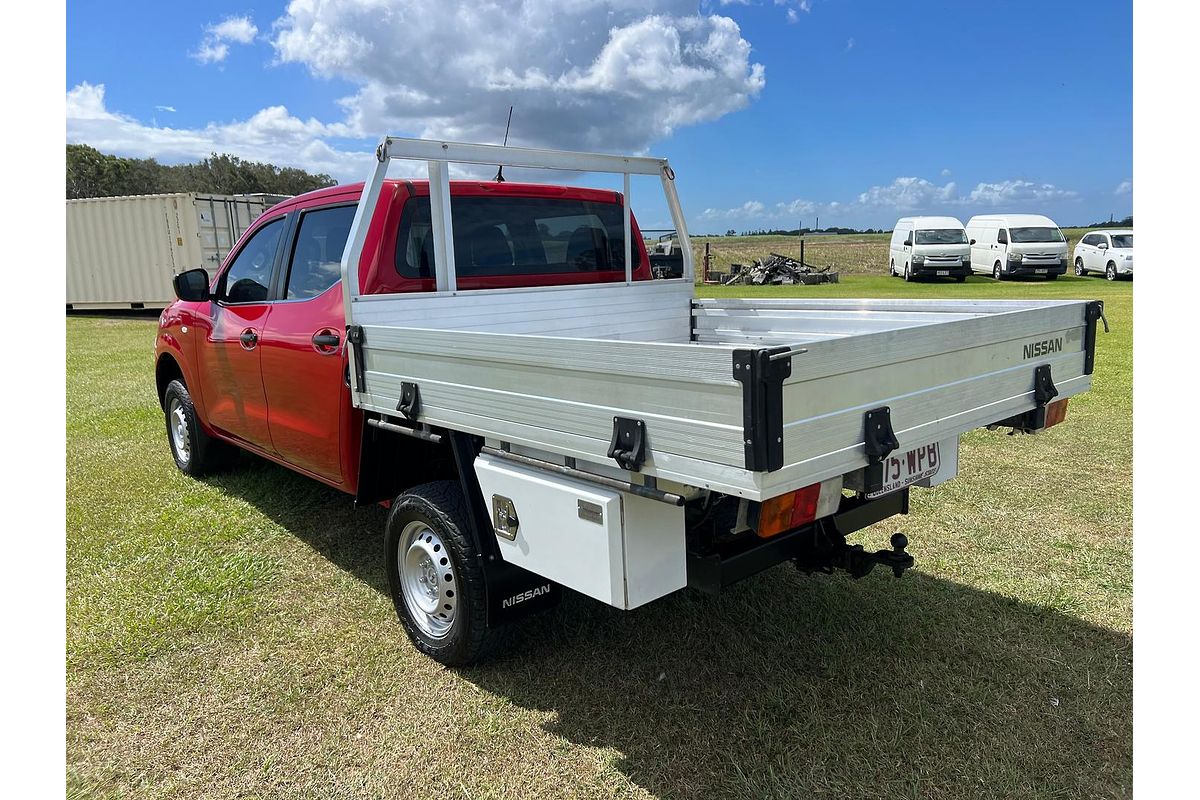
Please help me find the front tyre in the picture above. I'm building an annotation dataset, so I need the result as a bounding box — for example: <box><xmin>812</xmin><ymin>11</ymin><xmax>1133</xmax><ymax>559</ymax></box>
<box><xmin>904</xmin><ymin>261</ymin><xmax>914</xmax><ymax>282</ymax></box>
<box><xmin>385</xmin><ymin>481</ymin><xmax>504</xmax><ymax>666</ymax></box>
<box><xmin>1075</xmin><ymin>257</ymin><xmax>1086</xmax><ymax>276</ymax></box>
<box><xmin>993</xmin><ymin>261</ymin><xmax>1004</xmax><ymax>281</ymax></box>
<box><xmin>1106</xmin><ymin>262</ymin><xmax>1117</xmax><ymax>281</ymax></box>
<box><xmin>162</xmin><ymin>379</ymin><xmax>235</xmax><ymax>476</ymax></box>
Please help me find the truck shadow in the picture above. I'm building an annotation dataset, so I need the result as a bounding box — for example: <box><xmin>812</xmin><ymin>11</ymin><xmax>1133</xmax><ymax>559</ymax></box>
<box><xmin>213</xmin><ymin>460</ymin><xmax>1132</xmax><ymax>799</ymax></box>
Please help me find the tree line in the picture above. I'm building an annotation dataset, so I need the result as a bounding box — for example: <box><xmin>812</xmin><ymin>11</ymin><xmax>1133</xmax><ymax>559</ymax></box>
<box><xmin>66</xmin><ymin>144</ymin><xmax>337</xmax><ymax>200</ymax></box>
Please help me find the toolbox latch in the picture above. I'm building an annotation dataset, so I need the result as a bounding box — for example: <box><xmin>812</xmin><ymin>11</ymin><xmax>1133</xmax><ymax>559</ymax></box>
<box><xmin>608</xmin><ymin>416</ymin><xmax>647</xmax><ymax>472</ymax></box>
<box><xmin>346</xmin><ymin>325</ymin><xmax>367</xmax><ymax>393</ymax></box>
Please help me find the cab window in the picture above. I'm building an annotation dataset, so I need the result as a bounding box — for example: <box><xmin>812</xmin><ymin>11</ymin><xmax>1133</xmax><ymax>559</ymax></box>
<box><xmin>997</xmin><ymin>228</ymin><xmax>1008</xmax><ymax>245</ymax></box>
<box><xmin>220</xmin><ymin>217</ymin><xmax>285</xmax><ymax>304</ymax></box>
<box><xmin>284</xmin><ymin>205</ymin><xmax>356</xmax><ymax>300</ymax></box>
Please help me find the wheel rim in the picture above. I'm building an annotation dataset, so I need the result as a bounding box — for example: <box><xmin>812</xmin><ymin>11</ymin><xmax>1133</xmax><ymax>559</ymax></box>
<box><xmin>1107</xmin><ymin>264</ymin><xmax>1115</xmax><ymax>280</ymax></box>
<box><xmin>398</xmin><ymin>521</ymin><xmax>457</xmax><ymax>640</ymax></box>
<box><xmin>168</xmin><ymin>397</ymin><xmax>190</xmax><ymax>464</ymax></box>
<box><xmin>1075</xmin><ymin>258</ymin><xmax>1084</xmax><ymax>276</ymax></box>
<box><xmin>994</xmin><ymin>263</ymin><xmax>1001</xmax><ymax>280</ymax></box>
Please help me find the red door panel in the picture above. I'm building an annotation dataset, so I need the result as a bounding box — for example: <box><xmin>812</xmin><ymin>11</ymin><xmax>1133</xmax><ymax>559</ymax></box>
<box><xmin>196</xmin><ymin>302</ymin><xmax>274</xmax><ymax>451</ymax></box>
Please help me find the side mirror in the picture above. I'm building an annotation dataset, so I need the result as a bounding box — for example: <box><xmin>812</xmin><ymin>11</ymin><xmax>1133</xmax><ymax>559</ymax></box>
<box><xmin>173</xmin><ymin>268</ymin><xmax>211</xmax><ymax>302</ymax></box>
<box><xmin>969</xmin><ymin>238</ymin><xmax>976</xmax><ymax>245</ymax></box>
<box><xmin>1097</xmin><ymin>242</ymin><xmax>1109</xmax><ymax>250</ymax></box>
<box><xmin>903</xmin><ymin>236</ymin><xmax>912</xmax><ymax>246</ymax></box>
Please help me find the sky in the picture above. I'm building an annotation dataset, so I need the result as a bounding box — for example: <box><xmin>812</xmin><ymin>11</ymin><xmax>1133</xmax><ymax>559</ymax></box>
<box><xmin>65</xmin><ymin>0</ymin><xmax>1132</xmax><ymax>232</ymax></box>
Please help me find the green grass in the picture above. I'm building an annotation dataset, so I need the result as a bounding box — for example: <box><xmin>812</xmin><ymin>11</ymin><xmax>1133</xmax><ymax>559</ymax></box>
<box><xmin>66</xmin><ymin>274</ymin><xmax>1131</xmax><ymax>799</ymax></box>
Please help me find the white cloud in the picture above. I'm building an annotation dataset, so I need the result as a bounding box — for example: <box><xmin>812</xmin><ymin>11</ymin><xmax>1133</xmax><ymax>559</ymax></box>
<box><xmin>210</xmin><ymin>16</ymin><xmax>257</xmax><ymax>44</ymax></box>
<box><xmin>967</xmin><ymin>179</ymin><xmax>1077</xmax><ymax>205</ymax></box>
<box><xmin>856</xmin><ymin>176</ymin><xmax>957</xmax><ymax>211</ymax></box>
<box><xmin>1114</xmin><ymin>179</ymin><xmax>1132</xmax><ymax>195</ymax></box>
<box><xmin>940</xmin><ymin>167</ymin><xmax>951</xmax><ymax>177</ymax></box>
<box><xmin>701</xmin><ymin>200</ymin><xmax>766</xmax><ymax>221</ymax></box>
<box><xmin>66</xmin><ymin>82</ymin><xmax>369</xmax><ymax>178</ymax></box>
<box><xmin>845</xmin><ymin>37</ymin><xmax>855</xmax><ymax>50</ymax></box>
<box><xmin>693</xmin><ymin>172</ymin><xmax>1080</xmax><ymax>229</ymax></box>
<box><xmin>193</xmin><ymin>15</ymin><xmax>259</xmax><ymax>64</ymax></box>
<box><xmin>786</xmin><ymin>9</ymin><xmax>799</xmax><ymax>23</ymax></box>
<box><xmin>271</xmin><ymin>1</ymin><xmax>765</xmax><ymax>154</ymax></box>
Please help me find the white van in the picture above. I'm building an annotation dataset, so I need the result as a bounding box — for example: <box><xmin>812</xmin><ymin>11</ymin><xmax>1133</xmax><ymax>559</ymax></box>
<box><xmin>965</xmin><ymin>214</ymin><xmax>1069</xmax><ymax>281</ymax></box>
<box><xmin>888</xmin><ymin>216</ymin><xmax>971</xmax><ymax>282</ymax></box>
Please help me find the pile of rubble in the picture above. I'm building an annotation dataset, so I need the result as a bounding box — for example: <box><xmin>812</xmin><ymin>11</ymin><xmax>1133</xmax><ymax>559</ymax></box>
<box><xmin>723</xmin><ymin>253</ymin><xmax>839</xmax><ymax>286</ymax></box>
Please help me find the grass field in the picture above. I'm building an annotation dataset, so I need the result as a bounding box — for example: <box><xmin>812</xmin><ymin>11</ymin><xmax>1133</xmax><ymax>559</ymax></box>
<box><xmin>691</xmin><ymin>228</ymin><xmax>1095</xmax><ymax>277</ymax></box>
<box><xmin>66</xmin><ymin>273</ymin><xmax>1132</xmax><ymax>799</ymax></box>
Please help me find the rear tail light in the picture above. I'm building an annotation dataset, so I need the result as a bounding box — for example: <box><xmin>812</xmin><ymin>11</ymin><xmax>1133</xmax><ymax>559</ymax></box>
<box><xmin>755</xmin><ymin>477</ymin><xmax>843</xmax><ymax>538</ymax></box>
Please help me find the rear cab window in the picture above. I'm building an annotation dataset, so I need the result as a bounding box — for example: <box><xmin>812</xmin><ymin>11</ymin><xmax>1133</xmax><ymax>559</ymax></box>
<box><xmin>392</xmin><ymin>192</ymin><xmax>644</xmax><ymax>290</ymax></box>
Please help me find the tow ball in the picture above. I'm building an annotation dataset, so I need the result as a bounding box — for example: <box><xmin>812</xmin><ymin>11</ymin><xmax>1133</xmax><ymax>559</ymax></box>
<box><xmin>796</xmin><ymin>532</ymin><xmax>915</xmax><ymax>580</ymax></box>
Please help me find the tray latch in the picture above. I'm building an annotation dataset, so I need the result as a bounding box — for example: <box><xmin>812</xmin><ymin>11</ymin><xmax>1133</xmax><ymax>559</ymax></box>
<box><xmin>397</xmin><ymin>381</ymin><xmax>421</xmax><ymax>419</ymax></box>
<box><xmin>608</xmin><ymin>416</ymin><xmax>647</xmax><ymax>472</ymax></box>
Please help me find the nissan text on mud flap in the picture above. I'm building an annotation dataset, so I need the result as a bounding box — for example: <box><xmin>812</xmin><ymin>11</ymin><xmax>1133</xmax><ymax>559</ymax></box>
<box><xmin>155</xmin><ymin>136</ymin><xmax>1106</xmax><ymax>666</ymax></box>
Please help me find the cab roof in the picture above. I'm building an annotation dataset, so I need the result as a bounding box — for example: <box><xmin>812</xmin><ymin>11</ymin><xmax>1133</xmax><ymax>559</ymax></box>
<box><xmin>966</xmin><ymin>214</ymin><xmax>1060</xmax><ymax>227</ymax></box>
<box><xmin>269</xmin><ymin>179</ymin><xmax>625</xmax><ymax>214</ymax></box>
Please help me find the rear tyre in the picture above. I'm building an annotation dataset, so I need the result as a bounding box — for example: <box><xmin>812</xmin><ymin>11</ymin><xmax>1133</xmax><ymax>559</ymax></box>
<box><xmin>1075</xmin><ymin>257</ymin><xmax>1086</xmax><ymax>276</ymax></box>
<box><xmin>993</xmin><ymin>261</ymin><xmax>1004</xmax><ymax>281</ymax></box>
<box><xmin>955</xmin><ymin>275</ymin><xmax>967</xmax><ymax>283</ymax></box>
<box><xmin>163</xmin><ymin>379</ymin><xmax>236</xmax><ymax>476</ymax></box>
<box><xmin>890</xmin><ymin>259</ymin><xmax>897</xmax><ymax>277</ymax></box>
<box><xmin>1106</xmin><ymin>262</ymin><xmax>1117</xmax><ymax>281</ymax></box>
<box><xmin>385</xmin><ymin>480</ymin><xmax>504</xmax><ymax>666</ymax></box>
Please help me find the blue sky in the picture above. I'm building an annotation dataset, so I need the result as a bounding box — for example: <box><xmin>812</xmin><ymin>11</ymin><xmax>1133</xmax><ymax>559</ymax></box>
<box><xmin>66</xmin><ymin>0</ymin><xmax>1132</xmax><ymax>232</ymax></box>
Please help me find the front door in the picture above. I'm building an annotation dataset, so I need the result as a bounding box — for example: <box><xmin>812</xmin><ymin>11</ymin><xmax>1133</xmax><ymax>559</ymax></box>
<box><xmin>195</xmin><ymin>215</ymin><xmax>287</xmax><ymax>451</ymax></box>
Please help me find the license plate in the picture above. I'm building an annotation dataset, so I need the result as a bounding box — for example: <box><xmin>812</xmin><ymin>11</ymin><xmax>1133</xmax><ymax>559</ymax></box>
<box><xmin>1035</xmin><ymin>269</ymin><xmax>1047</xmax><ymax>274</ymax></box>
<box><xmin>868</xmin><ymin>443</ymin><xmax>941</xmax><ymax>498</ymax></box>
<box><xmin>936</xmin><ymin>270</ymin><xmax>949</xmax><ymax>276</ymax></box>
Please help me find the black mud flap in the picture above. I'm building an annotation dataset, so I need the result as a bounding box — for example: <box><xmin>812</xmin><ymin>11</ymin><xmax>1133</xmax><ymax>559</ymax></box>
<box><xmin>483</xmin><ymin>559</ymin><xmax>563</xmax><ymax>626</ymax></box>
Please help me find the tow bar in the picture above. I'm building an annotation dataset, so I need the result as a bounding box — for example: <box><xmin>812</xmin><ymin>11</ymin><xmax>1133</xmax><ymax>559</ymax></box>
<box><xmin>795</xmin><ymin>530</ymin><xmax>915</xmax><ymax>580</ymax></box>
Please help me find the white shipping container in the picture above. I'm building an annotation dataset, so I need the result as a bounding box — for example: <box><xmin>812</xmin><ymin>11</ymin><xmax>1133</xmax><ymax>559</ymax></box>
<box><xmin>66</xmin><ymin>192</ymin><xmax>279</xmax><ymax>310</ymax></box>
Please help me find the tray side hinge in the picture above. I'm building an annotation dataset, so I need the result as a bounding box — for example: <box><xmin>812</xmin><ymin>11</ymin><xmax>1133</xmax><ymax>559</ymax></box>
<box><xmin>607</xmin><ymin>416</ymin><xmax>647</xmax><ymax>471</ymax></box>
<box><xmin>397</xmin><ymin>381</ymin><xmax>421</xmax><ymax>419</ymax></box>
<box><xmin>346</xmin><ymin>324</ymin><xmax>367</xmax><ymax>393</ymax></box>
<box><xmin>733</xmin><ymin>346</ymin><xmax>793</xmax><ymax>472</ymax></box>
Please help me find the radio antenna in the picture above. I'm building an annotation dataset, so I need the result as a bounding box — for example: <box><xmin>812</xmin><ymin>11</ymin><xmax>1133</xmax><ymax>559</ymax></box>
<box><xmin>494</xmin><ymin>105</ymin><xmax>513</xmax><ymax>183</ymax></box>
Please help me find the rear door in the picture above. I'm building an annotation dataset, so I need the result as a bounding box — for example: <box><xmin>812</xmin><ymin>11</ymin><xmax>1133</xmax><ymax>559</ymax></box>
<box><xmin>195</xmin><ymin>214</ymin><xmax>288</xmax><ymax>451</ymax></box>
<box><xmin>259</xmin><ymin>203</ymin><xmax>357</xmax><ymax>483</ymax></box>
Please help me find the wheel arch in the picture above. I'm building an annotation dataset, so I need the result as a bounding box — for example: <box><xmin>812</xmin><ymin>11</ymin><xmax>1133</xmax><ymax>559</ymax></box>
<box><xmin>155</xmin><ymin>353</ymin><xmax>186</xmax><ymax>409</ymax></box>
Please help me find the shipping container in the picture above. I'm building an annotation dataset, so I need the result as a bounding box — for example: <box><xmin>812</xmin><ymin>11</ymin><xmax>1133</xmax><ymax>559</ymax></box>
<box><xmin>66</xmin><ymin>193</ymin><xmax>280</xmax><ymax>310</ymax></box>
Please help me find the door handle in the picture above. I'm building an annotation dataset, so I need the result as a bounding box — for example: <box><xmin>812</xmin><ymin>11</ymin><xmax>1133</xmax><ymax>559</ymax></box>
<box><xmin>312</xmin><ymin>331</ymin><xmax>340</xmax><ymax>351</ymax></box>
<box><xmin>239</xmin><ymin>329</ymin><xmax>258</xmax><ymax>349</ymax></box>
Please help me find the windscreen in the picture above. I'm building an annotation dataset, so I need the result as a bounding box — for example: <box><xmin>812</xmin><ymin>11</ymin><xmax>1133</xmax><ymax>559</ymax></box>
<box><xmin>1009</xmin><ymin>227</ymin><xmax>1065</xmax><ymax>243</ymax></box>
<box><xmin>915</xmin><ymin>228</ymin><xmax>968</xmax><ymax>244</ymax></box>
<box><xmin>395</xmin><ymin>195</ymin><xmax>639</xmax><ymax>279</ymax></box>
<box><xmin>1111</xmin><ymin>234</ymin><xmax>1133</xmax><ymax>248</ymax></box>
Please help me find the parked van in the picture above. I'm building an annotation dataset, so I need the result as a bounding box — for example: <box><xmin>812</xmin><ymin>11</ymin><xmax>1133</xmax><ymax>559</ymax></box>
<box><xmin>888</xmin><ymin>217</ymin><xmax>970</xmax><ymax>282</ymax></box>
<box><xmin>965</xmin><ymin>214</ymin><xmax>1069</xmax><ymax>281</ymax></box>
